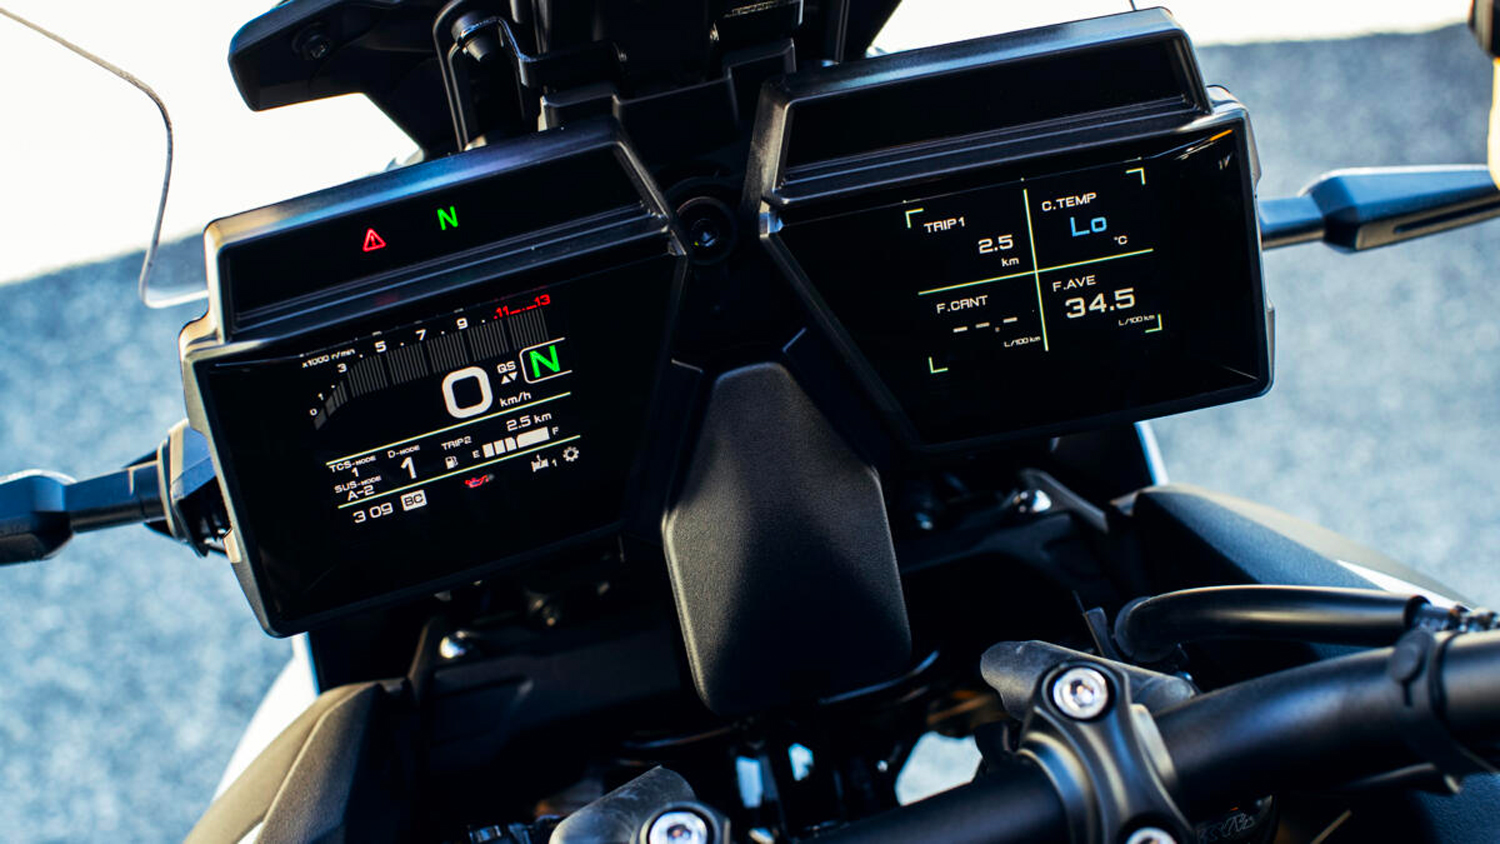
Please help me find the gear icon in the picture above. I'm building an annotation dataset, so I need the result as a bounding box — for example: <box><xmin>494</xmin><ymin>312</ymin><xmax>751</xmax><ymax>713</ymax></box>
<box><xmin>562</xmin><ymin>446</ymin><xmax>580</xmax><ymax>462</ymax></box>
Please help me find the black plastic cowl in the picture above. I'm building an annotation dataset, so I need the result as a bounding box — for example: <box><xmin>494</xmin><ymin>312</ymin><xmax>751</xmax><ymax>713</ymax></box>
<box><xmin>662</xmin><ymin>363</ymin><xmax>911</xmax><ymax>716</ymax></box>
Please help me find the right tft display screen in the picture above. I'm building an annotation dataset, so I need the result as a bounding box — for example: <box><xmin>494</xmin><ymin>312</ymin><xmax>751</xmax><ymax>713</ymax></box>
<box><xmin>776</xmin><ymin>127</ymin><xmax>1269</xmax><ymax>445</ymax></box>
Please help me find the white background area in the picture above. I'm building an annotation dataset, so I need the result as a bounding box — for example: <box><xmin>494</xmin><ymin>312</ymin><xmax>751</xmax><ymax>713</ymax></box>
<box><xmin>0</xmin><ymin>0</ymin><xmax>1472</xmax><ymax>286</ymax></box>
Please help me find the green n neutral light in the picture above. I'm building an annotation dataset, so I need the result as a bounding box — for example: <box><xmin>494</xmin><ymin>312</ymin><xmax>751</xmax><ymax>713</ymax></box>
<box><xmin>528</xmin><ymin>344</ymin><xmax>562</xmax><ymax>378</ymax></box>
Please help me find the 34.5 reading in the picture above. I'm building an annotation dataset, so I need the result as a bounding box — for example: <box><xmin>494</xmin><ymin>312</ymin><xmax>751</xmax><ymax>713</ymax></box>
<box><xmin>1064</xmin><ymin>287</ymin><xmax>1135</xmax><ymax>318</ymax></box>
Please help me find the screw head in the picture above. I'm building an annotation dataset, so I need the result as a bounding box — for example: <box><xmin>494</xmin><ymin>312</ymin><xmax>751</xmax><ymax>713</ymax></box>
<box><xmin>437</xmin><ymin>635</ymin><xmax>468</xmax><ymax>660</ymax></box>
<box><xmin>294</xmin><ymin>29</ymin><xmax>331</xmax><ymax>62</ymax></box>
<box><xmin>1015</xmin><ymin>488</ymin><xmax>1053</xmax><ymax>514</ymax></box>
<box><xmin>690</xmin><ymin>217</ymin><xmax>720</xmax><ymax>250</ymax></box>
<box><xmin>648</xmin><ymin>810</ymin><xmax>711</xmax><ymax>844</ymax></box>
<box><xmin>675</xmin><ymin>197</ymin><xmax>737</xmax><ymax>264</ymax></box>
<box><xmin>1124</xmin><ymin>827</ymin><xmax>1177</xmax><ymax>844</ymax></box>
<box><xmin>1051</xmin><ymin>666</ymin><xmax>1110</xmax><ymax>719</ymax></box>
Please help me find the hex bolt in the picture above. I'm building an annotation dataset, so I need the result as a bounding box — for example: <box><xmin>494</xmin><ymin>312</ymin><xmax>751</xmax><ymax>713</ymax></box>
<box><xmin>647</xmin><ymin>810</ymin><xmax>711</xmax><ymax>844</ymax></box>
<box><xmin>1124</xmin><ymin>826</ymin><xmax>1178</xmax><ymax>844</ymax></box>
<box><xmin>1051</xmin><ymin>666</ymin><xmax>1110</xmax><ymax>719</ymax></box>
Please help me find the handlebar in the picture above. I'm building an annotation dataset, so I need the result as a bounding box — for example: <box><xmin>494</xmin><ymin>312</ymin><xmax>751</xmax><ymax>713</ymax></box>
<box><xmin>1159</xmin><ymin>628</ymin><xmax>1500</xmax><ymax>814</ymax></box>
<box><xmin>815</xmin><ymin>630</ymin><xmax>1500</xmax><ymax>844</ymax></box>
<box><xmin>1111</xmin><ymin>584</ymin><xmax>1498</xmax><ymax>663</ymax></box>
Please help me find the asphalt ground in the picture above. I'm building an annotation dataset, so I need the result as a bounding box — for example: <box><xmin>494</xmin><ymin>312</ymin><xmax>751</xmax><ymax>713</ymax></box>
<box><xmin>0</xmin><ymin>23</ymin><xmax>1496</xmax><ymax>841</ymax></box>
<box><xmin>1154</xmin><ymin>24</ymin><xmax>1500</xmax><ymax>606</ymax></box>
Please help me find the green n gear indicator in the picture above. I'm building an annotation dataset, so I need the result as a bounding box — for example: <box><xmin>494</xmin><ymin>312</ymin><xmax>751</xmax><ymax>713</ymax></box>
<box><xmin>437</xmin><ymin>205</ymin><xmax>459</xmax><ymax>231</ymax></box>
<box><xmin>520</xmin><ymin>338</ymin><xmax>571</xmax><ymax>383</ymax></box>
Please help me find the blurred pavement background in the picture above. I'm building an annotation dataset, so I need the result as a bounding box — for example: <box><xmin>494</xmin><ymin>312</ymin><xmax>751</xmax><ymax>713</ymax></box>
<box><xmin>1</xmin><ymin>2</ymin><xmax>1498</xmax><ymax>840</ymax></box>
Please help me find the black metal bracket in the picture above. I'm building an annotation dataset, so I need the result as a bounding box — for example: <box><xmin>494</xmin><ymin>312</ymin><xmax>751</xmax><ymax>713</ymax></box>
<box><xmin>433</xmin><ymin>0</ymin><xmax>800</xmax><ymax>160</ymax></box>
<box><xmin>155</xmin><ymin>421</ymin><xmax>228</xmax><ymax>556</ymax></box>
<box><xmin>434</xmin><ymin>1</ymin><xmax>626</xmax><ymax>149</ymax></box>
<box><xmin>982</xmin><ymin>641</ymin><xmax>1196</xmax><ymax>722</ymax></box>
<box><xmin>226</xmin><ymin>0</ymin><xmax>905</xmax><ymax>156</ymax></box>
<box><xmin>1014</xmin><ymin>660</ymin><xmax>1192</xmax><ymax>844</ymax></box>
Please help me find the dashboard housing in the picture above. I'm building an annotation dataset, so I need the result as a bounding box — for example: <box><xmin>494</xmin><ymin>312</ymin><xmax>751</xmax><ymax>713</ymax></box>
<box><xmin>181</xmin><ymin>9</ymin><xmax>1273</xmax><ymax>635</ymax></box>
<box><xmin>748</xmin><ymin>10</ymin><xmax>1273</xmax><ymax>453</ymax></box>
<box><xmin>180</xmin><ymin>120</ymin><xmax>687</xmax><ymax>635</ymax></box>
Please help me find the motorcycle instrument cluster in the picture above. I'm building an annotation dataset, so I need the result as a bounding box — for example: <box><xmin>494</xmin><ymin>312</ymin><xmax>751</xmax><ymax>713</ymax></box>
<box><xmin>182</xmin><ymin>10</ymin><xmax>1271</xmax><ymax>632</ymax></box>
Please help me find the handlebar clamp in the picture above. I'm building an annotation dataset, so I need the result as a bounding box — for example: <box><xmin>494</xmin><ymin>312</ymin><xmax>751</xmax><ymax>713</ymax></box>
<box><xmin>1387</xmin><ymin>628</ymin><xmax>1499</xmax><ymax>791</ymax></box>
<box><xmin>1015</xmin><ymin>660</ymin><xmax>1192</xmax><ymax>844</ymax></box>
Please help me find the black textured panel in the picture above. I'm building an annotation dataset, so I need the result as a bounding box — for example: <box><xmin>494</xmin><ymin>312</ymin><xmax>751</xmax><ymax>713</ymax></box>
<box><xmin>1133</xmin><ymin>484</ymin><xmax>1467</xmax><ymax>602</ymax></box>
<box><xmin>663</xmin><ymin>363</ymin><xmax>911</xmax><ymax>715</ymax></box>
<box><xmin>185</xmin><ymin>682</ymin><xmax>411</xmax><ymax>844</ymax></box>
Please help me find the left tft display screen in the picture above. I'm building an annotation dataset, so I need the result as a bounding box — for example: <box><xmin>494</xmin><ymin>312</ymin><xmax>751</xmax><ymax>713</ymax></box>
<box><xmin>202</xmin><ymin>254</ymin><xmax>677</xmax><ymax>629</ymax></box>
<box><xmin>308</xmin><ymin>288</ymin><xmax>582</xmax><ymax>531</ymax></box>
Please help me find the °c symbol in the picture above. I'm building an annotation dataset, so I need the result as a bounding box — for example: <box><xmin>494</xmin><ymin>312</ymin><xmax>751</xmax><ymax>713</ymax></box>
<box><xmin>362</xmin><ymin>228</ymin><xmax>387</xmax><ymax>252</ymax></box>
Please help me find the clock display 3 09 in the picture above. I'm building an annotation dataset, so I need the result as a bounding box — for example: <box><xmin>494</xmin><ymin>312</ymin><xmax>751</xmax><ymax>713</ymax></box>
<box><xmin>776</xmin><ymin>129</ymin><xmax>1268</xmax><ymax>445</ymax></box>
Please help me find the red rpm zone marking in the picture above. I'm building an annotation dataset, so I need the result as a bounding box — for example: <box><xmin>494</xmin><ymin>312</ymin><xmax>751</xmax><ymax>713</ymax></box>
<box><xmin>496</xmin><ymin>293</ymin><xmax>551</xmax><ymax>318</ymax></box>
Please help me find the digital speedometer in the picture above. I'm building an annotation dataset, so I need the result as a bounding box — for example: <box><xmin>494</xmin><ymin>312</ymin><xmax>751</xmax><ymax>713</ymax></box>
<box><xmin>182</xmin><ymin>123</ymin><xmax>686</xmax><ymax>634</ymax></box>
<box><xmin>306</xmin><ymin>287</ymin><xmax>582</xmax><ymax>532</ymax></box>
<box><xmin>200</xmin><ymin>259</ymin><xmax>676</xmax><ymax>632</ymax></box>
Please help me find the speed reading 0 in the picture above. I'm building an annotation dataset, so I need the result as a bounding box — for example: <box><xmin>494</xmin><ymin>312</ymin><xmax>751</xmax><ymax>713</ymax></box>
<box><xmin>442</xmin><ymin>366</ymin><xmax>494</xmax><ymax>418</ymax></box>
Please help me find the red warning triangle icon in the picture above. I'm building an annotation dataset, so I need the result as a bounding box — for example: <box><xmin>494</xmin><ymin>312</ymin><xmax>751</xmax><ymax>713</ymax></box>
<box><xmin>362</xmin><ymin>228</ymin><xmax>387</xmax><ymax>252</ymax></box>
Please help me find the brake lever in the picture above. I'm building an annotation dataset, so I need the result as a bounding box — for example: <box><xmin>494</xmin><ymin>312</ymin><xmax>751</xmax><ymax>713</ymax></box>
<box><xmin>1260</xmin><ymin>164</ymin><xmax>1500</xmax><ymax>250</ymax></box>
<box><xmin>0</xmin><ymin>421</ymin><xmax>226</xmax><ymax>563</ymax></box>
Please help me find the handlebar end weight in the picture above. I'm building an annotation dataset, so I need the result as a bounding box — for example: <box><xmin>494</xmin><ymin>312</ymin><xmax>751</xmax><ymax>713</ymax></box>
<box><xmin>0</xmin><ymin>472</ymin><xmax>72</xmax><ymax>564</ymax></box>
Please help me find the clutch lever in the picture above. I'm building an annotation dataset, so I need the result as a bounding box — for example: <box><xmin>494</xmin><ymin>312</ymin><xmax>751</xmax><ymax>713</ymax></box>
<box><xmin>1260</xmin><ymin>164</ymin><xmax>1500</xmax><ymax>250</ymax></box>
<box><xmin>0</xmin><ymin>421</ymin><xmax>226</xmax><ymax>563</ymax></box>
